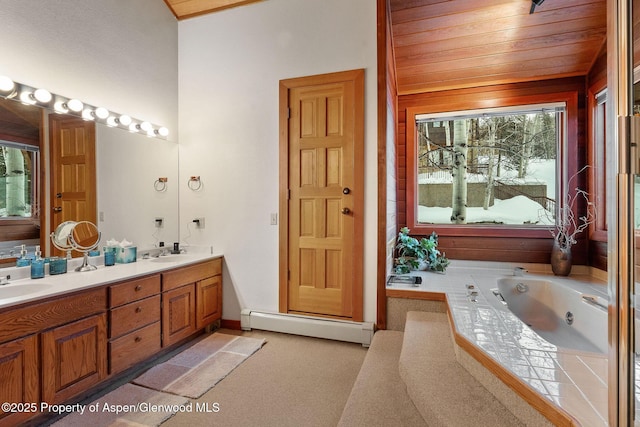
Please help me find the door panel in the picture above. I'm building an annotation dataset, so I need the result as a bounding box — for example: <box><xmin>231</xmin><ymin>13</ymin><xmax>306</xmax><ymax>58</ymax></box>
<box><xmin>49</xmin><ymin>116</ymin><xmax>96</xmax><ymax>256</ymax></box>
<box><xmin>280</xmin><ymin>70</ymin><xmax>364</xmax><ymax>321</ymax></box>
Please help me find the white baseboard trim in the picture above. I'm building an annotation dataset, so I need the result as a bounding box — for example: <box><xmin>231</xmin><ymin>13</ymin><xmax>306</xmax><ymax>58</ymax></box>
<box><xmin>240</xmin><ymin>309</ymin><xmax>374</xmax><ymax>347</ymax></box>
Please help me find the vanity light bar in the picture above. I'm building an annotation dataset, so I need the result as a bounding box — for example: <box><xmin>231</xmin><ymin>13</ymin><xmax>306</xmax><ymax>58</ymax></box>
<box><xmin>0</xmin><ymin>76</ymin><xmax>170</xmax><ymax>140</ymax></box>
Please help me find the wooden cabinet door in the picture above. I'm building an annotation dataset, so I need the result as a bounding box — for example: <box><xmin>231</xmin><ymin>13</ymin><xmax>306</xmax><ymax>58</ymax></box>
<box><xmin>162</xmin><ymin>285</ymin><xmax>196</xmax><ymax>347</ymax></box>
<box><xmin>41</xmin><ymin>313</ymin><xmax>107</xmax><ymax>404</ymax></box>
<box><xmin>196</xmin><ymin>275</ymin><xmax>222</xmax><ymax>329</ymax></box>
<box><xmin>0</xmin><ymin>335</ymin><xmax>38</xmax><ymax>427</ymax></box>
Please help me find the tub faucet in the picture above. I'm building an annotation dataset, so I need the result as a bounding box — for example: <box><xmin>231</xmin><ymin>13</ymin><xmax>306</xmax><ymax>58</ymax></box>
<box><xmin>514</xmin><ymin>267</ymin><xmax>527</xmax><ymax>276</ymax></box>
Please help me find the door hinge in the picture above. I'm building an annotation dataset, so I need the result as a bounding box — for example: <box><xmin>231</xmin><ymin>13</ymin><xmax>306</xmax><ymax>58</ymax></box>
<box><xmin>287</xmin><ymin>108</ymin><xmax>291</xmax><ymax>119</ymax></box>
<box><xmin>288</xmin><ymin>270</ymin><xmax>290</xmax><ymax>280</ymax></box>
<box><xmin>287</xmin><ymin>189</ymin><xmax>291</xmax><ymax>200</ymax></box>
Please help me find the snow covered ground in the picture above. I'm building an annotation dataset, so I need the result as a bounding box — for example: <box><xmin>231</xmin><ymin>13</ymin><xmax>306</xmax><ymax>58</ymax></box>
<box><xmin>418</xmin><ymin>159</ymin><xmax>556</xmax><ymax>225</ymax></box>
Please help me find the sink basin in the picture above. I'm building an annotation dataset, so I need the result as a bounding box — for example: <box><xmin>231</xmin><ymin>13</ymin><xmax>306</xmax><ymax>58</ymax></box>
<box><xmin>0</xmin><ymin>283</ymin><xmax>53</xmax><ymax>299</ymax></box>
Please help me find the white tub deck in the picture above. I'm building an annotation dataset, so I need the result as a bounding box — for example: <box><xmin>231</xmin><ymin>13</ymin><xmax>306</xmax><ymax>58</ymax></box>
<box><xmin>387</xmin><ymin>261</ymin><xmax>609</xmax><ymax>426</ymax></box>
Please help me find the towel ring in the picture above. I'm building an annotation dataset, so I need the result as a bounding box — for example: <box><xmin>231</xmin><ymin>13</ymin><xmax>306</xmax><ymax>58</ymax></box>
<box><xmin>188</xmin><ymin>176</ymin><xmax>202</xmax><ymax>191</ymax></box>
<box><xmin>154</xmin><ymin>177</ymin><xmax>168</xmax><ymax>192</ymax></box>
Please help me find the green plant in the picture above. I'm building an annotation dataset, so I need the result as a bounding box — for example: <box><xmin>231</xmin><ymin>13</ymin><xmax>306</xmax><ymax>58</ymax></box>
<box><xmin>394</xmin><ymin>227</ymin><xmax>449</xmax><ymax>274</ymax></box>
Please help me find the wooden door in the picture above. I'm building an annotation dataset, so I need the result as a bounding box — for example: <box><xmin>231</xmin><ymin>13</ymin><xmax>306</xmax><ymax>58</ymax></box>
<box><xmin>279</xmin><ymin>70</ymin><xmax>364</xmax><ymax>321</ymax></box>
<box><xmin>49</xmin><ymin>116</ymin><xmax>97</xmax><ymax>256</ymax></box>
<box><xmin>41</xmin><ymin>313</ymin><xmax>107</xmax><ymax>404</ymax></box>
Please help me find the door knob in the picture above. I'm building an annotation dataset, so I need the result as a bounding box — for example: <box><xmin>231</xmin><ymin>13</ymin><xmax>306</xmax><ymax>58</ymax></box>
<box><xmin>53</xmin><ymin>207</ymin><xmax>62</xmax><ymax>212</ymax></box>
<box><xmin>343</xmin><ymin>187</ymin><xmax>351</xmax><ymax>194</ymax></box>
<box><xmin>341</xmin><ymin>207</ymin><xmax>351</xmax><ymax>215</ymax></box>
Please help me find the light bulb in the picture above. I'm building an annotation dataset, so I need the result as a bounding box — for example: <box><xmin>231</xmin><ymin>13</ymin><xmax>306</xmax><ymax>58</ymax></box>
<box><xmin>128</xmin><ymin>122</ymin><xmax>139</xmax><ymax>133</ymax></box>
<box><xmin>106</xmin><ymin>116</ymin><xmax>118</xmax><ymax>127</ymax></box>
<box><xmin>82</xmin><ymin>108</ymin><xmax>95</xmax><ymax>120</ymax></box>
<box><xmin>0</xmin><ymin>76</ymin><xmax>14</xmax><ymax>93</ymax></box>
<box><xmin>119</xmin><ymin>115</ymin><xmax>132</xmax><ymax>126</ymax></box>
<box><xmin>157</xmin><ymin>127</ymin><xmax>169</xmax><ymax>137</ymax></box>
<box><xmin>33</xmin><ymin>88</ymin><xmax>52</xmax><ymax>103</ymax></box>
<box><xmin>66</xmin><ymin>99</ymin><xmax>83</xmax><ymax>112</ymax></box>
<box><xmin>140</xmin><ymin>121</ymin><xmax>153</xmax><ymax>132</ymax></box>
<box><xmin>54</xmin><ymin>101</ymin><xmax>69</xmax><ymax>114</ymax></box>
<box><xmin>19</xmin><ymin>91</ymin><xmax>36</xmax><ymax>105</ymax></box>
<box><xmin>94</xmin><ymin>107</ymin><xmax>109</xmax><ymax>119</ymax></box>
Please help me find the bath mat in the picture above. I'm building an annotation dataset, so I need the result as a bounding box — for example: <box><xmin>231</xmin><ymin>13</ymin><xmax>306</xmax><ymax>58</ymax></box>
<box><xmin>51</xmin><ymin>383</ymin><xmax>189</xmax><ymax>427</ymax></box>
<box><xmin>132</xmin><ymin>333</ymin><xmax>266</xmax><ymax>399</ymax></box>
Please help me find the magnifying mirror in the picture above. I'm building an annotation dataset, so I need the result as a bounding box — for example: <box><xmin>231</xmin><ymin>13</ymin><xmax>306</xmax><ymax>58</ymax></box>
<box><xmin>51</xmin><ymin>220</ymin><xmax>101</xmax><ymax>272</ymax></box>
<box><xmin>70</xmin><ymin>221</ymin><xmax>101</xmax><ymax>251</ymax></box>
<box><xmin>51</xmin><ymin>220</ymin><xmax>77</xmax><ymax>256</ymax></box>
<box><xmin>69</xmin><ymin>221</ymin><xmax>101</xmax><ymax>272</ymax></box>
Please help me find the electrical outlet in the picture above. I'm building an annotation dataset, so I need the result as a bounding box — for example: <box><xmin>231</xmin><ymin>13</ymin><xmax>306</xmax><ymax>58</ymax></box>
<box><xmin>270</xmin><ymin>213</ymin><xmax>278</xmax><ymax>225</ymax></box>
<box><xmin>193</xmin><ymin>217</ymin><xmax>205</xmax><ymax>229</ymax></box>
<box><xmin>155</xmin><ymin>217</ymin><xmax>164</xmax><ymax>228</ymax></box>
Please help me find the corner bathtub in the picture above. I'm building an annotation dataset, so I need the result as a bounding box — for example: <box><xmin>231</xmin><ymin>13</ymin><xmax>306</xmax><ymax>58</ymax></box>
<box><xmin>491</xmin><ymin>276</ymin><xmax>608</xmax><ymax>354</ymax></box>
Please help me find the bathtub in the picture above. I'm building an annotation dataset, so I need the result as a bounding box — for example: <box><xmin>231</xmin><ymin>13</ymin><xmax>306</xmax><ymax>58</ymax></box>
<box><xmin>491</xmin><ymin>276</ymin><xmax>607</xmax><ymax>354</ymax></box>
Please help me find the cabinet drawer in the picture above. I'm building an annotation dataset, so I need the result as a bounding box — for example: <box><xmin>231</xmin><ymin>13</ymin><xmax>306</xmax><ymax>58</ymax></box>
<box><xmin>109</xmin><ymin>275</ymin><xmax>160</xmax><ymax>308</ymax></box>
<box><xmin>109</xmin><ymin>295</ymin><xmax>160</xmax><ymax>339</ymax></box>
<box><xmin>162</xmin><ymin>258</ymin><xmax>222</xmax><ymax>292</ymax></box>
<box><xmin>109</xmin><ymin>321</ymin><xmax>161</xmax><ymax>374</ymax></box>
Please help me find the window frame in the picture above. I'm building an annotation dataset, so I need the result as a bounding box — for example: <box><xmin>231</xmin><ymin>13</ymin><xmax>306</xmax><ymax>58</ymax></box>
<box><xmin>405</xmin><ymin>91</ymin><xmax>579</xmax><ymax>238</ymax></box>
<box><xmin>587</xmin><ymin>81</ymin><xmax>607</xmax><ymax>242</ymax></box>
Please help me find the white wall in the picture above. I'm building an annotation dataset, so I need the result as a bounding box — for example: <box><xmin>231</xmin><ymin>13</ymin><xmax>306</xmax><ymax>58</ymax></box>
<box><xmin>0</xmin><ymin>0</ymin><xmax>180</xmax><ymax>250</ymax></box>
<box><xmin>178</xmin><ymin>0</ymin><xmax>377</xmax><ymax>321</ymax></box>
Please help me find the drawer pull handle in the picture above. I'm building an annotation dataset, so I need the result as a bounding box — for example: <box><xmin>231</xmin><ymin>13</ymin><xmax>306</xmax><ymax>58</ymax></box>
<box><xmin>134</xmin><ymin>336</ymin><xmax>142</xmax><ymax>343</ymax></box>
<box><xmin>135</xmin><ymin>285</ymin><xmax>142</xmax><ymax>291</ymax></box>
<box><xmin>135</xmin><ymin>307</ymin><xmax>142</xmax><ymax>313</ymax></box>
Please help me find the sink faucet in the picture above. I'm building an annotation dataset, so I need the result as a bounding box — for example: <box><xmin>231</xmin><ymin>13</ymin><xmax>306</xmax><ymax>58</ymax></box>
<box><xmin>0</xmin><ymin>275</ymin><xmax>11</xmax><ymax>285</ymax></box>
<box><xmin>514</xmin><ymin>267</ymin><xmax>527</xmax><ymax>276</ymax></box>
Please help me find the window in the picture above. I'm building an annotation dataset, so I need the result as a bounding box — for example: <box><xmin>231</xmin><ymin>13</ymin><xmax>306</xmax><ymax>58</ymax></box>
<box><xmin>591</xmin><ymin>89</ymin><xmax>607</xmax><ymax>239</ymax></box>
<box><xmin>413</xmin><ymin>104</ymin><xmax>563</xmax><ymax>229</ymax></box>
<box><xmin>0</xmin><ymin>141</ymin><xmax>39</xmax><ymax>219</ymax></box>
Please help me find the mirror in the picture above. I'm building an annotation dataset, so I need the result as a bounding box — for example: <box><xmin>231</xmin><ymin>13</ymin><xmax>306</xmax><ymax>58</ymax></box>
<box><xmin>70</xmin><ymin>221</ymin><xmax>101</xmax><ymax>251</ymax></box>
<box><xmin>51</xmin><ymin>221</ymin><xmax>76</xmax><ymax>253</ymax></box>
<box><xmin>0</xmin><ymin>95</ymin><xmax>179</xmax><ymax>265</ymax></box>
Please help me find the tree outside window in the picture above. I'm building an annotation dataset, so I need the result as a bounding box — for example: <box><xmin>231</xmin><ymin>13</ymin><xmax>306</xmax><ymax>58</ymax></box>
<box><xmin>415</xmin><ymin>104</ymin><xmax>563</xmax><ymax>227</ymax></box>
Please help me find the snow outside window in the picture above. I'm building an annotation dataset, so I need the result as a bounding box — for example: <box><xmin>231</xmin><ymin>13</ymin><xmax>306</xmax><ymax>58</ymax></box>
<box><xmin>414</xmin><ymin>103</ymin><xmax>564</xmax><ymax>227</ymax></box>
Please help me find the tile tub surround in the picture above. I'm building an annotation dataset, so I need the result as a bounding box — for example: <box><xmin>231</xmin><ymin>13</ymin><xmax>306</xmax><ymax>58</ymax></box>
<box><xmin>386</xmin><ymin>261</ymin><xmax>609</xmax><ymax>427</ymax></box>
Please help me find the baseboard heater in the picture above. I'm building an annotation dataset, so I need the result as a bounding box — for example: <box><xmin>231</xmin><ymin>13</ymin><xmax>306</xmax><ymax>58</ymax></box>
<box><xmin>240</xmin><ymin>309</ymin><xmax>374</xmax><ymax>347</ymax></box>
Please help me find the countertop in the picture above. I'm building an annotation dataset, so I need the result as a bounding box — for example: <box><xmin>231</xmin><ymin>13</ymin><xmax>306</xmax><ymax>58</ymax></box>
<box><xmin>0</xmin><ymin>247</ymin><xmax>223</xmax><ymax>310</ymax></box>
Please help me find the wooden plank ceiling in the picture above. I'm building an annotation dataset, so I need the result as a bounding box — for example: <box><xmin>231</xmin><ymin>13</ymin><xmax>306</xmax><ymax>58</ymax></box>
<box><xmin>163</xmin><ymin>0</ymin><xmax>607</xmax><ymax>95</ymax></box>
<box><xmin>163</xmin><ymin>0</ymin><xmax>262</xmax><ymax>20</ymax></box>
<box><xmin>389</xmin><ymin>0</ymin><xmax>607</xmax><ymax>95</ymax></box>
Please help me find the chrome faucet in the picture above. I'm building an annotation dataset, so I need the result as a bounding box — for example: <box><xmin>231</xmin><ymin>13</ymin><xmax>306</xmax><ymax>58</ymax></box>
<box><xmin>0</xmin><ymin>275</ymin><xmax>11</xmax><ymax>285</ymax></box>
<box><xmin>513</xmin><ymin>267</ymin><xmax>527</xmax><ymax>276</ymax></box>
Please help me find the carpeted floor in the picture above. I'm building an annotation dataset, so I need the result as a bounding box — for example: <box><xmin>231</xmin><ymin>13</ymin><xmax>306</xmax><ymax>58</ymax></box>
<box><xmin>161</xmin><ymin>329</ymin><xmax>368</xmax><ymax>427</ymax></box>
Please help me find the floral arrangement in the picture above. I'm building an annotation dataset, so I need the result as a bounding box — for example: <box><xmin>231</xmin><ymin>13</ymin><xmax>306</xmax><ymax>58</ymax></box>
<box><xmin>393</xmin><ymin>227</ymin><xmax>449</xmax><ymax>274</ymax></box>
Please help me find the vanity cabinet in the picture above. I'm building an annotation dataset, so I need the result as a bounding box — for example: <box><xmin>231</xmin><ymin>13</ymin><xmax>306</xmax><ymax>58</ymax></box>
<box><xmin>0</xmin><ymin>335</ymin><xmax>38</xmax><ymax>427</ymax></box>
<box><xmin>41</xmin><ymin>313</ymin><xmax>107</xmax><ymax>403</ymax></box>
<box><xmin>162</xmin><ymin>284</ymin><xmax>197</xmax><ymax>346</ymax></box>
<box><xmin>0</xmin><ymin>286</ymin><xmax>106</xmax><ymax>426</ymax></box>
<box><xmin>161</xmin><ymin>258</ymin><xmax>222</xmax><ymax>346</ymax></box>
<box><xmin>108</xmin><ymin>274</ymin><xmax>162</xmax><ymax>374</ymax></box>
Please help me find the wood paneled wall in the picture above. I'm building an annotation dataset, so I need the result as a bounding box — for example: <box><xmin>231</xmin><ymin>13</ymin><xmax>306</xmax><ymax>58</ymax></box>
<box><xmin>377</xmin><ymin>0</ymin><xmax>399</xmax><ymax>329</ymax></box>
<box><xmin>396</xmin><ymin>77</ymin><xmax>589</xmax><ymax>265</ymax></box>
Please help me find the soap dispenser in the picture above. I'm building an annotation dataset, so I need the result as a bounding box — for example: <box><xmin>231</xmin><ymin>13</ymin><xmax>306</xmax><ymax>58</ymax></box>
<box><xmin>16</xmin><ymin>244</ymin><xmax>30</xmax><ymax>267</ymax></box>
<box><xmin>30</xmin><ymin>245</ymin><xmax>44</xmax><ymax>279</ymax></box>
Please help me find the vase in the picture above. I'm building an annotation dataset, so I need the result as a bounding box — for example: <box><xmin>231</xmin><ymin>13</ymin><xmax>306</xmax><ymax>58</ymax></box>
<box><xmin>550</xmin><ymin>242</ymin><xmax>572</xmax><ymax>276</ymax></box>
